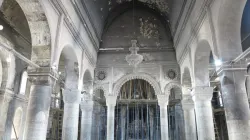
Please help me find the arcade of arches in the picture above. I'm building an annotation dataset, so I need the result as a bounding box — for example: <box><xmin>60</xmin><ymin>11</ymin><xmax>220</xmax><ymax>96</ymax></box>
<box><xmin>0</xmin><ymin>0</ymin><xmax>250</xmax><ymax>140</ymax></box>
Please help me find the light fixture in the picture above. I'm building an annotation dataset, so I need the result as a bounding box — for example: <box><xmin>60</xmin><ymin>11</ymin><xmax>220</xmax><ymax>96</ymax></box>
<box><xmin>126</xmin><ymin>40</ymin><xmax>143</xmax><ymax>68</ymax></box>
<box><xmin>215</xmin><ymin>59</ymin><xmax>222</xmax><ymax>66</ymax></box>
<box><xmin>0</xmin><ymin>25</ymin><xmax>4</xmax><ymax>31</ymax></box>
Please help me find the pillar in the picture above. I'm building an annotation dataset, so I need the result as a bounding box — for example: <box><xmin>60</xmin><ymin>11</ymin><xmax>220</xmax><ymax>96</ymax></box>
<box><xmin>80</xmin><ymin>99</ymin><xmax>94</xmax><ymax>140</ymax></box>
<box><xmin>149</xmin><ymin>108</ymin><xmax>154</xmax><ymax>139</ymax></box>
<box><xmin>218</xmin><ymin>66</ymin><xmax>250</xmax><ymax>140</ymax></box>
<box><xmin>24</xmin><ymin>70</ymin><xmax>56</xmax><ymax>140</ymax></box>
<box><xmin>181</xmin><ymin>94</ymin><xmax>197</xmax><ymax>140</ymax></box>
<box><xmin>106</xmin><ymin>95</ymin><xmax>117</xmax><ymax>140</ymax></box>
<box><xmin>157</xmin><ymin>95</ymin><xmax>169</xmax><ymax>140</ymax></box>
<box><xmin>62</xmin><ymin>89</ymin><xmax>81</xmax><ymax>140</ymax></box>
<box><xmin>174</xmin><ymin>103</ymin><xmax>185</xmax><ymax>140</ymax></box>
<box><xmin>0</xmin><ymin>89</ymin><xmax>13</xmax><ymax>138</ymax></box>
<box><xmin>120</xmin><ymin>106</ymin><xmax>126</xmax><ymax>140</ymax></box>
<box><xmin>192</xmin><ymin>87</ymin><xmax>215</xmax><ymax>140</ymax></box>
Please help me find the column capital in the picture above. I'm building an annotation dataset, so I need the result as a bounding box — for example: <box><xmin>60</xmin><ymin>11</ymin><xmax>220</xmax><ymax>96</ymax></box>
<box><xmin>28</xmin><ymin>67</ymin><xmax>59</xmax><ymax>86</ymax></box>
<box><xmin>63</xmin><ymin>89</ymin><xmax>81</xmax><ymax>104</ymax></box>
<box><xmin>106</xmin><ymin>95</ymin><xmax>117</xmax><ymax>107</ymax></box>
<box><xmin>192</xmin><ymin>87</ymin><xmax>213</xmax><ymax>102</ymax></box>
<box><xmin>181</xmin><ymin>94</ymin><xmax>194</xmax><ymax>110</ymax></box>
<box><xmin>157</xmin><ymin>95</ymin><xmax>169</xmax><ymax>107</ymax></box>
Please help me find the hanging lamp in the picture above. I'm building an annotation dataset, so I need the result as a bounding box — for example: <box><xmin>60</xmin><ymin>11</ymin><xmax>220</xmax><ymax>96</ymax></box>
<box><xmin>125</xmin><ymin>0</ymin><xmax>143</xmax><ymax>68</ymax></box>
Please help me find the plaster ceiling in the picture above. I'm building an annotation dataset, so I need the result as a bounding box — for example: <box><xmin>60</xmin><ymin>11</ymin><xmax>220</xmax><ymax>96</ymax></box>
<box><xmin>82</xmin><ymin>0</ymin><xmax>186</xmax><ymax>39</ymax></box>
<box><xmin>101</xmin><ymin>8</ymin><xmax>173</xmax><ymax>50</ymax></box>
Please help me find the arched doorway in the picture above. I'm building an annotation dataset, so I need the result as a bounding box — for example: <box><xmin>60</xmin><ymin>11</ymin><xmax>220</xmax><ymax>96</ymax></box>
<box><xmin>115</xmin><ymin>79</ymin><xmax>161</xmax><ymax>140</ymax></box>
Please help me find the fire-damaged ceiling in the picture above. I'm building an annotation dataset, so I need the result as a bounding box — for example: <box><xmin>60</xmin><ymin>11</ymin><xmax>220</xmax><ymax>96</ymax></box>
<box><xmin>81</xmin><ymin>0</ymin><xmax>186</xmax><ymax>40</ymax></box>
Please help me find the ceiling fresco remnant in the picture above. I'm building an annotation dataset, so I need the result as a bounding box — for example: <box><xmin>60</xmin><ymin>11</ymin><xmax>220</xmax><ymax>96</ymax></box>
<box><xmin>101</xmin><ymin>8</ymin><xmax>172</xmax><ymax>50</ymax></box>
<box><xmin>139</xmin><ymin>17</ymin><xmax>160</xmax><ymax>39</ymax></box>
<box><xmin>114</xmin><ymin>0</ymin><xmax>170</xmax><ymax>13</ymax></box>
<box><xmin>82</xmin><ymin>0</ymin><xmax>184</xmax><ymax>39</ymax></box>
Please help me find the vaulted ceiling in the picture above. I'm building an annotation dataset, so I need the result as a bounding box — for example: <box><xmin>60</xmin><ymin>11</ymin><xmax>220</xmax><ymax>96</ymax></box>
<box><xmin>82</xmin><ymin>0</ymin><xmax>186</xmax><ymax>39</ymax></box>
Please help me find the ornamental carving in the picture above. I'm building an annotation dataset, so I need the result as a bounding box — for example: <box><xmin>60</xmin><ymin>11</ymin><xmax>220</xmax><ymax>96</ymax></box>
<box><xmin>164</xmin><ymin>82</ymin><xmax>181</xmax><ymax>96</ymax></box>
<box><xmin>95</xmin><ymin>70</ymin><xmax>107</xmax><ymax>81</ymax></box>
<box><xmin>165</xmin><ymin>69</ymin><xmax>178</xmax><ymax>80</ymax></box>
<box><xmin>112</xmin><ymin>72</ymin><xmax>162</xmax><ymax>96</ymax></box>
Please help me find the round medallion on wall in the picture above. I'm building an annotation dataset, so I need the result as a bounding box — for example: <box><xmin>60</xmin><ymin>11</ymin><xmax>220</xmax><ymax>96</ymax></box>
<box><xmin>165</xmin><ymin>69</ymin><xmax>178</xmax><ymax>80</ymax></box>
<box><xmin>96</xmin><ymin>71</ymin><xmax>107</xmax><ymax>81</ymax></box>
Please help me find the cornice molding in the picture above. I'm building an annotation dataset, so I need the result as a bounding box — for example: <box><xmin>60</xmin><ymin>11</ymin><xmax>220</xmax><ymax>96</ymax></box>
<box><xmin>71</xmin><ymin>0</ymin><xmax>100</xmax><ymax>46</ymax></box>
<box><xmin>177</xmin><ymin>0</ymin><xmax>214</xmax><ymax>65</ymax></box>
<box><xmin>172</xmin><ymin>0</ymin><xmax>188</xmax><ymax>36</ymax></box>
<box><xmin>50</xmin><ymin>0</ymin><xmax>97</xmax><ymax>67</ymax></box>
<box><xmin>174</xmin><ymin>0</ymin><xmax>196</xmax><ymax>46</ymax></box>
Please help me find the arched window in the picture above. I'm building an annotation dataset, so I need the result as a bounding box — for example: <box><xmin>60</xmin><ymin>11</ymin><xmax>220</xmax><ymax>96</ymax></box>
<box><xmin>19</xmin><ymin>71</ymin><xmax>28</xmax><ymax>95</ymax></box>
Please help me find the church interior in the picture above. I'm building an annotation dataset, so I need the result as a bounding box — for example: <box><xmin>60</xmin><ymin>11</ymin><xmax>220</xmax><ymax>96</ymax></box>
<box><xmin>0</xmin><ymin>0</ymin><xmax>249</xmax><ymax>140</ymax></box>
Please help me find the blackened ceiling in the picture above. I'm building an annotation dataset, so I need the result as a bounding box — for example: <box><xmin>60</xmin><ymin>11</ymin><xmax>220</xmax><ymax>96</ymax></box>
<box><xmin>101</xmin><ymin>8</ymin><xmax>173</xmax><ymax>50</ymax></box>
<box><xmin>82</xmin><ymin>0</ymin><xmax>186</xmax><ymax>40</ymax></box>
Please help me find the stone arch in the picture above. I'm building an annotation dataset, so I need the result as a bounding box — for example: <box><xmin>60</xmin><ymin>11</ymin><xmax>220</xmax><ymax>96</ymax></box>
<box><xmin>0</xmin><ymin>35</ymin><xmax>16</xmax><ymax>90</ymax></box>
<box><xmin>164</xmin><ymin>82</ymin><xmax>182</xmax><ymax>97</ymax></box>
<box><xmin>112</xmin><ymin>73</ymin><xmax>162</xmax><ymax>96</ymax></box>
<box><xmin>11</xmin><ymin>107</ymin><xmax>23</xmax><ymax>139</ymax></box>
<box><xmin>93</xmin><ymin>86</ymin><xmax>106</xmax><ymax>101</ymax></box>
<box><xmin>216</xmin><ymin>0</ymin><xmax>247</xmax><ymax>61</ymax></box>
<box><xmin>57</xmin><ymin>45</ymin><xmax>79</xmax><ymax>89</ymax></box>
<box><xmin>193</xmin><ymin>40</ymin><xmax>214</xmax><ymax>87</ymax></box>
<box><xmin>83</xmin><ymin>69</ymin><xmax>93</xmax><ymax>82</ymax></box>
<box><xmin>4</xmin><ymin>0</ymin><xmax>52</xmax><ymax>66</ymax></box>
<box><xmin>93</xmin><ymin>86</ymin><xmax>106</xmax><ymax>96</ymax></box>
<box><xmin>182</xmin><ymin>67</ymin><xmax>192</xmax><ymax>88</ymax></box>
<box><xmin>83</xmin><ymin>69</ymin><xmax>93</xmax><ymax>93</ymax></box>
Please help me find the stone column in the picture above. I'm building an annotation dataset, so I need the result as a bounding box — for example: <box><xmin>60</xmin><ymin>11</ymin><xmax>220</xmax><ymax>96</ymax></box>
<box><xmin>24</xmin><ymin>70</ymin><xmax>57</xmax><ymax>140</ymax></box>
<box><xmin>181</xmin><ymin>94</ymin><xmax>197</xmax><ymax>140</ymax></box>
<box><xmin>157</xmin><ymin>95</ymin><xmax>169</xmax><ymax>140</ymax></box>
<box><xmin>174</xmin><ymin>103</ymin><xmax>185</xmax><ymax>140</ymax></box>
<box><xmin>0</xmin><ymin>89</ymin><xmax>13</xmax><ymax>138</ymax></box>
<box><xmin>149</xmin><ymin>108</ymin><xmax>154</xmax><ymax>139</ymax></box>
<box><xmin>80</xmin><ymin>99</ymin><xmax>94</xmax><ymax>140</ymax></box>
<box><xmin>62</xmin><ymin>89</ymin><xmax>81</xmax><ymax>140</ymax></box>
<box><xmin>120</xmin><ymin>106</ymin><xmax>126</xmax><ymax>140</ymax></box>
<box><xmin>218</xmin><ymin>66</ymin><xmax>250</xmax><ymax>140</ymax></box>
<box><xmin>192</xmin><ymin>87</ymin><xmax>215</xmax><ymax>140</ymax></box>
<box><xmin>106</xmin><ymin>95</ymin><xmax>117</xmax><ymax>140</ymax></box>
